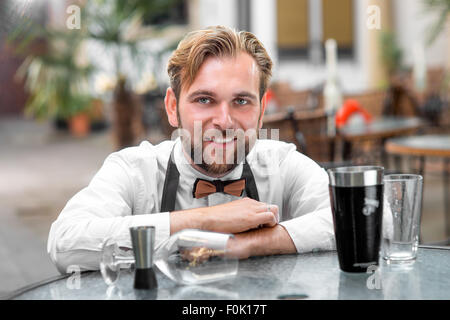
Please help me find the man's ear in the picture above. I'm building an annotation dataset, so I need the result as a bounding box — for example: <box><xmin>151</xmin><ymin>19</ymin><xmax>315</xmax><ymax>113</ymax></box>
<box><xmin>258</xmin><ymin>91</ymin><xmax>268</xmax><ymax>129</ymax></box>
<box><xmin>164</xmin><ymin>87</ymin><xmax>179</xmax><ymax>128</ymax></box>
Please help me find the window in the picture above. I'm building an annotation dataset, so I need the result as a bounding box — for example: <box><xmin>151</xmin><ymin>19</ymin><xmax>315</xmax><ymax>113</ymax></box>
<box><xmin>322</xmin><ymin>0</ymin><xmax>354</xmax><ymax>58</ymax></box>
<box><xmin>277</xmin><ymin>0</ymin><xmax>309</xmax><ymax>58</ymax></box>
<box><xmin>277</xmin><ymin>0</ymin><xmax>355</xmax><ymax>61</ymax></box>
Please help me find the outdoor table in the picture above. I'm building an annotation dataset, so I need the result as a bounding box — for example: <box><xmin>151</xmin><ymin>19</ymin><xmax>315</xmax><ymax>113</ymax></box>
<box><xmin>337</xmin><ymin>116</ymin><xmax>426</xmax><ymax>161</ymax></box>
<box><xmin>5</xmin><ymin>246</ymin><xmax>450</xmax><ymax>300</ymax></box>
<box><xmin>263</xmin><ymin>113</ymin><xmax>425</xmax><ymax>163</ymax></box>
<box><xmin>385</xmin><ymin>134</ymin><xmax>450</xmax><ymax>242</ymax></box>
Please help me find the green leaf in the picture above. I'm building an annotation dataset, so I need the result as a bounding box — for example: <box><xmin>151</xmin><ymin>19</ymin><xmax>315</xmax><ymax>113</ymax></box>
<box><xmin>422</xmin><ymin>0</ymin><xmax>450</xmax><ymax>45</ymax></box>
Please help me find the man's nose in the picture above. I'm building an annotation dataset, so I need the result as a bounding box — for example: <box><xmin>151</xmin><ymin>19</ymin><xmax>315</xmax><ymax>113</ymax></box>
<box><xmin>212</xmin><ymin>101</ymin><xmax>234</xmax><ymax>129</ymax></box>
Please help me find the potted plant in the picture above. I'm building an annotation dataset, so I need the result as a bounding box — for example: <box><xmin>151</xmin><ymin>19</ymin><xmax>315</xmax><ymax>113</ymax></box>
<box><xmin>84</xmin><ymin>0</ymin><xmax>184</xmax><ymax>149</ymax></box>
<box><xmin>423</xmin><ymin>0</ymin><xmax>450</xmax><ymax>45</ymax></box>
<box><xmin>378</xmin><ymin>31</ymin><xmax>418</xmax><ymax>116</ymax></box>
<box><xmin>423</xmin><ymin>0</ymin><xmax>450</xmax><ymax>94</ymax></box>
<box><xmin>421</xmin><ymin>0</ymin><xmax>450</xmax><ymax>126</ymax></box>
<box><xmin>12</xmin><ymin>20</ymin><xmax>96</xmax><ymax>137</ymax></box>
<box><xmin>11</xmin><ymin>0</ymin><xmax>184</xmax><ymax>144</ymax></box>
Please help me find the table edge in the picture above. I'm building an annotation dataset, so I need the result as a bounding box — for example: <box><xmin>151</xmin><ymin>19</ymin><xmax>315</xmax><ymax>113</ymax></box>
<box><xmin>3</xmin><ymin>246</ymin><xmax>449</xmax><ymax>300</ymax></box>
<box><xmin>418</xmin><ymin>244</ymin><xmax>450</xmax><ymax>251</ymax></box>
<box><xmin>1</xmin><ymin>271</ymin><xmax>94</xmax><ymax>301</ymax></box>
<box><xmin>339</xmin><ymin>127</ymin><xmax>420</xmax><ymax>141</ymax></box>
<box><xmin>385</xmin><ymin>136</ymin><xmax>450</xmax><ymax>157</ymax></box>
<box><xmin>338</xmin><ymin>117</ymin><xmax>425</xmax><ymax>140</ymax></box>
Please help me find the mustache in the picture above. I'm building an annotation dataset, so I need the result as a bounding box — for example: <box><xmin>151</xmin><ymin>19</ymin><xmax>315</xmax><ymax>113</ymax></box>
<box><xmin>203</xmin><ymin>132</ymin><xmax>237</xmax><ymax>143</ymax></box>
<box><xmin>201</xmin><ymin>128</ymin><xmax>259</xmax><ymax>142</ymax></box>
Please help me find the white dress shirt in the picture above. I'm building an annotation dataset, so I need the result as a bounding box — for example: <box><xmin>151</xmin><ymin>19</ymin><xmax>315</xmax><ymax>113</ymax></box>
<box><xmin>47</xmin><ymin>138</ymin><xmax>336</xmax><ymax>273</ymax></box>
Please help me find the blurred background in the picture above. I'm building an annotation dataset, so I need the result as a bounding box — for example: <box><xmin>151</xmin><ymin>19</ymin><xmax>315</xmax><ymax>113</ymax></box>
<box><xmin>0</xmin><ymin>0</ymin><xmax>449</xmax><ymax>296</ymax></box>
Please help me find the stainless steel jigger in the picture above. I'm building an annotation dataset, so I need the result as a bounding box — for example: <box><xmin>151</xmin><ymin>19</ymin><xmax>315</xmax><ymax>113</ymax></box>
<box><xmin>129</xmin><ymin>226</ymin><xmax>158</xmax><ymax>290</ymax></box>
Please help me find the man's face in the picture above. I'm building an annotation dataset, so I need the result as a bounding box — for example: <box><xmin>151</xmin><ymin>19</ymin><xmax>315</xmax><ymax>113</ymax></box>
<box><xmin>165</xmin><ymin>52</ymin><xmax>266</xmax><ymax>176</ymax></box>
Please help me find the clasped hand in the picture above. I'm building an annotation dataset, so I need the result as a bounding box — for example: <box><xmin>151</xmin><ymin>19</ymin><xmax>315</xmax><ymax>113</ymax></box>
<box><xmin>197</xmin><ymin>197</ymin><xmax>279</xmax><ymax>234</ymax></box>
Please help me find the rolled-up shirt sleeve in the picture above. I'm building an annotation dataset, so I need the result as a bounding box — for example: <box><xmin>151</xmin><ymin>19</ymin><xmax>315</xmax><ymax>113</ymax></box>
<box><xmin>47</xmin><ymin>151</ymin><xmax>170</xmax><ymax>274</ymax></box>
<box><xmin>279</xmin><ymin>150</ymin><xmax>336</xmax><ymax>253</ymax></box>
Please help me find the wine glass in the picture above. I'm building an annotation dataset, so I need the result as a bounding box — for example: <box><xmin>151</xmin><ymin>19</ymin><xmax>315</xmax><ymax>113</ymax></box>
<box><xmin>100</xmin><ymin>229</ymin><xmax>238</xmax><ymax>286</ymax></box>
<box><xmin>100</xmin><ymin>235</ymin><xmax>134</xmax><ymax>286</ymax></box>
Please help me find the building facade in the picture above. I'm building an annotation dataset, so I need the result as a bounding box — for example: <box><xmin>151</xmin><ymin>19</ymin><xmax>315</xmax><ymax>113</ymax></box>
<box><xmin>189</xmin><ymin>0</ymin><xmax>449</xmax><ymax>94</ymax></box>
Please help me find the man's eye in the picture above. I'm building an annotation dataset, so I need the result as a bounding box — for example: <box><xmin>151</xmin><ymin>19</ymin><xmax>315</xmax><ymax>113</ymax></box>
<box><xmin>235</xmin><ymin>98</ymin><xmax>248</xmax><ymax>105</ymax></box>
<box><xmin>197</xmin><ymin>97</ymin><xmax>211</xmax><ymax>104</ymax></box>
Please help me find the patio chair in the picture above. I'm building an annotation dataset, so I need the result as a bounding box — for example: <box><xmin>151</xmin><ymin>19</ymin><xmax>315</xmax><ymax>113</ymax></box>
<box><xmin>263</xmin><ymin>107</ymin><xmax>335</xmax><ymax>163</ymax></box>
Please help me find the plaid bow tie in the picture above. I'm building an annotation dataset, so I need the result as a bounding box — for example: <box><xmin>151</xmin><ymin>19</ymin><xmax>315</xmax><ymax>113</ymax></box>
<box><xmin>193</xmin><ymin>178</ymin><xmax>246</xmax><ymax>199</ymax></box>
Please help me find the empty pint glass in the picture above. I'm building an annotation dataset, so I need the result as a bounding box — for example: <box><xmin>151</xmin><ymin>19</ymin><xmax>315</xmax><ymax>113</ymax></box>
<box><xmin>382</xmin><ymin>174</ymin><xmax>423</xmax><ymax>264</ymax></box>
<box><xmin>328</xmin><ymin>166</ymin><xmax>384</xmax><ymax>272</ymax></box>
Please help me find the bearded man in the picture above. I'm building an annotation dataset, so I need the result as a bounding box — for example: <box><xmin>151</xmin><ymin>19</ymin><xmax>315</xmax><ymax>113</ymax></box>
<box><xmin>48</xmin><ymin>26</ymin><xmax>335</xmax><ymax>273</ymax></box>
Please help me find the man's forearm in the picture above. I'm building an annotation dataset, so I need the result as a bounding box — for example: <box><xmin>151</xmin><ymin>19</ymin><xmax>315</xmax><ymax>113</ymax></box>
<box><xmin>230</xmin><ymin>224</ymin><xmax>297</xmax><ymax>259</ymax></box>
<box><xmin>169</xmin><ymin>207</ymin><xmax>205</xmax><ymax>234</ymax></box>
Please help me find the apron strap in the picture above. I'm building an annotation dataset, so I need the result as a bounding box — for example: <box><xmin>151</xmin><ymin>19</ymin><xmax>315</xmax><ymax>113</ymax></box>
<box><xmin>242</xmin><ymin>160</ymin><xmax>260</xmax><ymax>201</ymax></box>
<box><xmin>160</xmin><ymin>147</ymin><xmax>179</xmax><ymax>212</ymax></box>
<box><xmin>160</xmin><ymin>146</ymin><xmax>260</xmax><ymax>212</ymax></box>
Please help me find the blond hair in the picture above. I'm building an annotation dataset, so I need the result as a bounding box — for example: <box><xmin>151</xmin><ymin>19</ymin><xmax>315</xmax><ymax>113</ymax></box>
<box><xmin>167</xmin><ymin>25</ymin><xmax>272</xmax><ymax>101</ymax></box>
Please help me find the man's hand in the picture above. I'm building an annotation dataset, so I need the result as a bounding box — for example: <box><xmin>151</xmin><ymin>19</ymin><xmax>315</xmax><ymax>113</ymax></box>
<box><xmin>170</xmin><ymin>197</ymin><xmax>279</xmax><ymax>235</ymax></box>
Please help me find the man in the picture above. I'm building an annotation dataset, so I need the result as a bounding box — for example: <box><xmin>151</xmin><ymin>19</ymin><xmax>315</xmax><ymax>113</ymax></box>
<box><xmin>48</xmin><ymin>26</ymin><xmax>335</xmax><ymax>274</ymax></box>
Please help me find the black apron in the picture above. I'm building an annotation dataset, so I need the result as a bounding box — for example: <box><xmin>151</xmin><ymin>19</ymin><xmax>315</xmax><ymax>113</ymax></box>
<box><xmin>160</xmin><ymin>147</ymin><xmax>259</xmax><ymax>212</ymax></box>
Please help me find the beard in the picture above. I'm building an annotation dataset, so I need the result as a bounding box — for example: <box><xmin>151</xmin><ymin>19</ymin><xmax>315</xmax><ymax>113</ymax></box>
<box><xmin>179</xmin><ymin>129</ymin><xmax>255</xmax><ymax>175</ymax></box>
<box><xmin>190</xmin><ymin>134</ymin><xmax>251</xmax><ymax>175</ymax></box>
